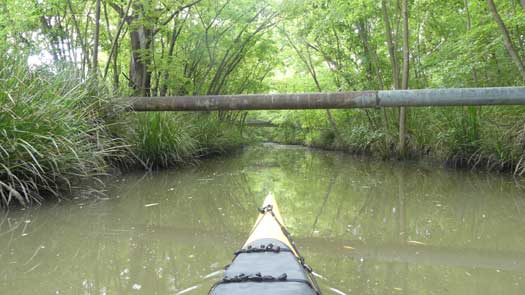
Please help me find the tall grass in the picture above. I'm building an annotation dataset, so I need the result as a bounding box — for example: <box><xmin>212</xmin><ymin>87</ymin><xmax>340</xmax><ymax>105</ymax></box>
<box><xmin>0</xmin><ymin>57</ymin><xmax>126</xmax><ymax>207</ymax></box>
<box><xmin>0</xmin><ymin>57</ymin><xmax>249</xmax><ymax>207</ymax></box>
<box><xmin>120</xmin><ymin>112</ymin><xmax>246</xmax><ymax>168</ymax></box>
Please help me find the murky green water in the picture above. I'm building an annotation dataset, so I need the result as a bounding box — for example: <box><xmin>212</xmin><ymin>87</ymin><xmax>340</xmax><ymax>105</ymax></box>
<box><xmin>2</xmin><ymin>144</ymin><xmax>525</xmax><ymax>295</ymax></box>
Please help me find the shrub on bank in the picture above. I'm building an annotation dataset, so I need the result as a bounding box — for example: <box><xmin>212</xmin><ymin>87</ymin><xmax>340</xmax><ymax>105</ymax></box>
<box><xmin>260</xmin><ymin>107</ymin><xmax>525</xmax><ymax>175</ymax></box>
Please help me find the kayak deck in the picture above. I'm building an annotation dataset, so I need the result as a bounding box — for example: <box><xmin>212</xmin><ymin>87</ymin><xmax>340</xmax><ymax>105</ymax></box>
<box><xmin>208</xmin><ymin>194</ymin><xmax>320</xmax><ymax>295</ymax></box>
<box><xmin>243</xmin><ymin>194</ymin><xmax>296</xmax><ymax>253</ymax></box>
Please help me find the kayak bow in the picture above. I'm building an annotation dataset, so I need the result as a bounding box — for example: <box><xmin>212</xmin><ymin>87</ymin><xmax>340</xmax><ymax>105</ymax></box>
<box><xmin>209</xmin><ymin>194</ymin><xmax>321</xmax><ymax>295</ymax></box>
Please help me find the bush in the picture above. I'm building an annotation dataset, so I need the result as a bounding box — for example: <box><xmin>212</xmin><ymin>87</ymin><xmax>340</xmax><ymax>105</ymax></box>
<box><xmin>258</xmin><ymin>107</ymin><xmax>525</xmax><ymax>174</ymax></box>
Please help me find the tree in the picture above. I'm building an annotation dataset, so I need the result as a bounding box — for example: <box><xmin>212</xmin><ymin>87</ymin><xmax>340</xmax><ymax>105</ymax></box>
<box><xmin>464</xmin><ymin>0</ymin><xmax>479</xmax><ymax>84</ymax></box>
<box><xmin>399</xmin><ymin>0</ymin><xmax>410</xmax><ymax>156</ymax></box>
<box><xmin>486</xmin><ymin>0</ymin><xmax>525</xmax><ymax>81</ymax></box>
<box><xmin>285</xmin><ymin>31</ymin><xmax>341</xmax><ymax>143</ymax></box>
<box><xmin>381</xmin><ymin>0</ymin><xmax>400</xmax><ymax>90</ymax></box>
<box><xmin>109</xmin><ymin>0</ymin><xmax>203</xmax><ymax>96</ymax></box>
<box><xmin>92</xmin><ymin>0</ymin><xmax>100</xmax><ymax>74</ymax></box>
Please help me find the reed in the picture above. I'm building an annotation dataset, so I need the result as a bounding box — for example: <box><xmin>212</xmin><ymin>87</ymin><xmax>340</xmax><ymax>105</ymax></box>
<box><xmin>121</xmin><ymin>112</ymin><xmax>246</xmax><ymax>168</ymax></box>
<box><xmin>0</xmin><ymin>56</ymin><xmax>126</xmax><ymax>207</ymax></box>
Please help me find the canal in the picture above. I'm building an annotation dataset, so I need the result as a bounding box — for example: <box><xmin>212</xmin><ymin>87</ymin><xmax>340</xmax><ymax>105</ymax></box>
<box><xmin>1</xmin><ymin>144</ymin><xmax>525</xmax><ymax>294</ymax></box>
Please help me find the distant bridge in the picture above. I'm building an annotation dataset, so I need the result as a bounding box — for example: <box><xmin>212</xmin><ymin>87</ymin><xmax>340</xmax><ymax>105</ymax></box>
<box><xmin>119</xmin><ymin>87</ymin><xmax>525</xmax><ymax>111</ymax></box>
<box><xmin>245</xmin><ymin>119</ymin><xmax>277</xmax><ymax>127</ymax></box>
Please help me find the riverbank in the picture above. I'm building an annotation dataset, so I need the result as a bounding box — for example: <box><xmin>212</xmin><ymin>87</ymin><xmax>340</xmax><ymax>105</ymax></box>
<box><xmin>252</xmin><ymin>107</ymin><xmax>525</xmax><ymax>175</ymax></box>
<box><xmin>0</xmin><ymin>58</ymin><xmax>247</xmax><ymax>208</ymax></box>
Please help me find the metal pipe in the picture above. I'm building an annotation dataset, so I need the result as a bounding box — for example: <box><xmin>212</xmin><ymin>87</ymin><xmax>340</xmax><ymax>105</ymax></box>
<box><xmin>378</xmin><ymin>87</ymin><xmax>525</xmax><ymax>106</ymax></box>
<box><xmin>119</xmin><ymin>87</ymin><xmax>525</xmax><ymax>111</ymax></box>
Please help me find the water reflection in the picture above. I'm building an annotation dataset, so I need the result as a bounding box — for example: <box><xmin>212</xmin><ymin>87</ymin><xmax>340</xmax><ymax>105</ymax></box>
<box><xmin>1</xmin><ymin>144</ymin><xmax>524</xmax><ymax>294</ymax></box>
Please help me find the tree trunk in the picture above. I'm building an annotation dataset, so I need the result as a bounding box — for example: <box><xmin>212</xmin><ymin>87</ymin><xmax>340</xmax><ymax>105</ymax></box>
<box><xmin>103</xmin><ymin>1</ymin><xmax>120</xmax><ymax>93</ymax></box>
<box><xmin>357</xmin><ymin>21</ymin><xmax>374</xmax><ymax>83</ymax></box>
<box><xmin>92</xmin><ymin>0</ymin><xmax>100</xmax><ymax>74</ymax></box>
<box><xmin>308</xmin><ymin>49</ymin><xmax>341</xmax><ymax>144</ymax></box>
<box><xmin>464</xmin><ymin>0</ymin><xmax>481</xmax><ymax>114</ymax></box>
<box><xmin>104</xmin><ymin>0</ymin><xmax>132</xmax><ymax>82</ymax></box>
<box><xmin>381</xmin><ymin>0</ymin><xmax>401</xmax><ymax>145</ymax></box>
<box><xmin>308</xmin><ymin>50</ymin><xmax>340</xmax><ymax>143</ymax></box>
<box><xmin>464</xmin><ymin>0</ymin><xmax>479</xmax><ymax>85</ymax></box>
<box><xmin>399</xmin><ymin>0</ymin><xmax>409</xmax><ymax>156</ymax></box>
<box><xmin>382</xmin><ymin>0</ymin><xmax>400</xmax><ymax>89</ymax></box>
<box><xmin>0</xmin><ymin>2</ymin><xmax>6</xmax><ymax>46</ymax></box>
<box><xmin>357</xmin><ymin>20</ymin><xmax>388</xmax><ymax>131</ymax></box>
<box><xmin>521</xmin><ymin>0</ymin><xmax>525</xmax><ymax>11</ymax></box>
<box><xmin>358</xmin><ymin>20</ymin><xmax>385</xmax><ymax>90</ymax></box>
<box><xmin>486</xmin><ymin>0</ymin><xmax>525</xmax><ymax>81</ymax></box>
<box><xmin>113</xmin><ymin>41</ymin><xmax>119</xmax><ymax>94</ymax></box>
<box><xmin>129</xmin><ymin>3</ymin><xmax>153</xmax><ymax>96</ymax></box>
<box><xmin>287</xmin><ymin>33</ymin><xmax>342</xmax><ymax>144</ymax></box>
<box><xmin>82</xmin><ymin>7</ymin><xmax>93</xmax><ymax>75</ymax></box>
<box><xmin>161</xmin><ymin>16</ymin><xmax>186</xmax><ymax>96</ymax></box>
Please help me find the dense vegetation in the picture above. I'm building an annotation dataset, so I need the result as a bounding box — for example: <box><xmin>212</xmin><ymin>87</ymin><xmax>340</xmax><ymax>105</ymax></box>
<box><xmin>0</xmin><ymin>57</ymin><xmax>246</xmax><ymax>207</ymax></box>
<box><xmin>0</xmin><ymin>0</ymin><xmax>272</xmax><ymax>207</ymax></box>
<box><xmin>255</xmin><ymin>0</ymin><xmax>525</xmax><ymax>173</ymax></box>
<box><xmin>0</xmin><ymin>0</ymin><xmax>524</xmax><ymax>207</ymax></box>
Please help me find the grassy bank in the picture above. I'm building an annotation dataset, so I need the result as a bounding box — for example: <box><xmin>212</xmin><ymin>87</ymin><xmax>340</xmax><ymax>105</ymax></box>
<box><xmin>118</xmin><ymin>112</ymin><xmax>246</xmax><ymax>168</ymax></box>
<box><xmin>0</xmin><ymin>57</ymin><xmax>247</xmax><ymax>208</ymax></box>
<box><xmin>252</xmin><ymin>107</ymin><xmax>525</xmax><ymax>175</ymax></box>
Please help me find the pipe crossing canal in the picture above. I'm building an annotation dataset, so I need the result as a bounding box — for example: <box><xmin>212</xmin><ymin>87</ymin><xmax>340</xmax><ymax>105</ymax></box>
<box><xmin>119</xmin><ymin>87</ymin><xmax>525</xmax><ymax>111</ymax></box>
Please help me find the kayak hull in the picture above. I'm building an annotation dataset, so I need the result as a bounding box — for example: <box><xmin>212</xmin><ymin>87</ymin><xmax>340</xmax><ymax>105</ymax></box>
<box><xmin>209</xmin><ymin>195</ymin><xmax>320</xmax><ymax>295</ymax></box>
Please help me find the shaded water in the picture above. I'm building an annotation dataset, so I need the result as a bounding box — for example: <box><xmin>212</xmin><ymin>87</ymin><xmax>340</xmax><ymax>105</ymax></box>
<box><xmin>2</xmin><ymin>144</ymin><xmax>525</xmax><ymax>295</ymax></box>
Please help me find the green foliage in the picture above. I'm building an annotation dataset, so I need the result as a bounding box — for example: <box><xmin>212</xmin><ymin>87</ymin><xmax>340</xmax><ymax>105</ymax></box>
<box><xmin>0</xmin><ymin>0</ymin><xmax>269</xmax><ymax>207</ymax></box>
<box><xmin>250</xmin><ymin>0</ymin><xmax>525</xmax><ymax>174</ymax></box>
<box><xmin>0</xmin><ymin>55</ymin><xmax>125</xmax><ymax>207</ymax></box>
<box><xmin>262</xmin><ymin>106</ymin><xmax>525</xmax><ymax>174</ymax></box>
